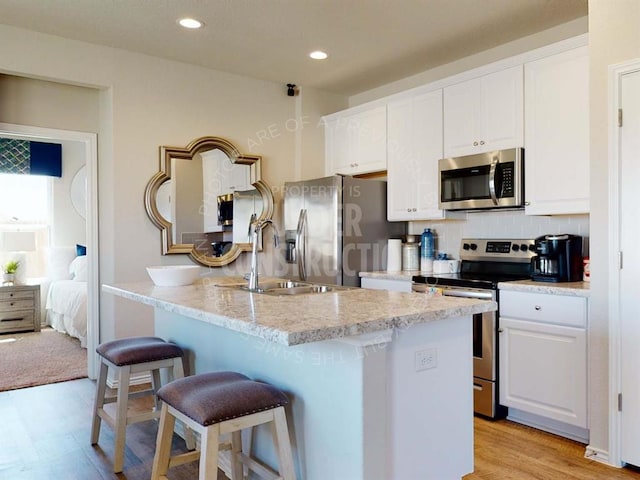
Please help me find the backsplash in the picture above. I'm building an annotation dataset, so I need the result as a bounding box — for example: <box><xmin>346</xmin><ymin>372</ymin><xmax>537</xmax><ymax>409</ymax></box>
<box><xmin>408</xmin><ymin>211</ymin><xmax>590</xmax><ymax>259</ymax></box>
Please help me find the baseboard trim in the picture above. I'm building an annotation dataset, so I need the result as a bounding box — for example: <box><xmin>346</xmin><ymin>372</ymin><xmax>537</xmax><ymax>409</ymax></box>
<box><xmin>585</xmin><ymin>445</ymin><xmax>612</xmax><ymax>466</ymax></box>
<box><xmin>507</xmin><ymin>408</ymin><xmax>589</xmax><ymax>444</ymax></box>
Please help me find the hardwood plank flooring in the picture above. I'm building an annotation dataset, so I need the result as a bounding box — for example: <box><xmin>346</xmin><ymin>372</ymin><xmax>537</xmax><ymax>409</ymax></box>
<box><xmin>1</xmin><ymin>378</ymin><xmax>640</xmax><ymax>479</ymax></box>
<box><xmin>466</xmin><ymin>417</ymin><xmax>640</xmax><ymax>480</ymax></box>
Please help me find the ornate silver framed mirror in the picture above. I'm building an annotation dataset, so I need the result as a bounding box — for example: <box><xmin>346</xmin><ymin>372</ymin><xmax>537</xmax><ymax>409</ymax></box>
<box><xmin>144</xmin><ymin>136</ymin><xmax>274</xmax><ymax>267</ymax></box>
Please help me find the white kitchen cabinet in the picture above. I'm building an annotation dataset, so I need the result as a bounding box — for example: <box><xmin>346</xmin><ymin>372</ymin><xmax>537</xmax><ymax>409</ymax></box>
<box><xmin>443</xmin><ymin>65</ymin><xmax>523</xmax><ymax>158</ymax></box>
<box><xmin>324</xmin><ymin>105</ymin><xmax>387</xmax><ymax>176</ymax></box>
<box><xmin>387</xmin><ymin>89</ymin><xmax>446</xmax><ymax>221</ymax></box>
<box><xmin>499</xmin><ymin>290</ymin><xmax>588</xmax><ymax>430</ymax></box>
<box><xmin>524</xmin><ymin>46</ymin><xmax>589</xmax><ymax>215</ymax></box>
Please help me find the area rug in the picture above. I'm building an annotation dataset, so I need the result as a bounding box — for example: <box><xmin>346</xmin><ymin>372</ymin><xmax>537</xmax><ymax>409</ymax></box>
<box><xmin>0</xmin><ymin>328</ymin><xmax>87</xmax><ymax>392</ymax></box>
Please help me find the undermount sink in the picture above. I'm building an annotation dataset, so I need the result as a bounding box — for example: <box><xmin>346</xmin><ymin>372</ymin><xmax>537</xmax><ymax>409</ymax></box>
<box><xmin>225</xmin><ymin>280</ymin><xmax>354</xmax><ymax>296</ymax></box>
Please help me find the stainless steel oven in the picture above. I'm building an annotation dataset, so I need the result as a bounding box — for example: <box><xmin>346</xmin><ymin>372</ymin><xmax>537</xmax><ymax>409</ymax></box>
<box><xmin>412</xmin><ymin>238</ymin><xmax>535</xmax><ymax>419</ymax></box>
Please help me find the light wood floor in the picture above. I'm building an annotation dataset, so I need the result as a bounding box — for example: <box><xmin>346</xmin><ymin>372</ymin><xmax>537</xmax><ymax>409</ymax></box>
<box><xmin>1</xmin><ymin>377</ymin><xmax>640</xmax><ymax>479</ymax></box>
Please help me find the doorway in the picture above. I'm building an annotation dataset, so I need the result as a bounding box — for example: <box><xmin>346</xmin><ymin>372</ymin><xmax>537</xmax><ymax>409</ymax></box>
<box><xmin>610</xmin><ymin>61</ymin><xmax>640</xmax><ymax>468</ymax></box>
<box><xmin>0</xmin><ymin>122</ymin><xmax>99</xmax><ymax>379</ymax></box>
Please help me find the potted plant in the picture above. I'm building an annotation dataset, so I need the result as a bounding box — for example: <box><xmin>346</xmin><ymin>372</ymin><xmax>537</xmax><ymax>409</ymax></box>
<box><xmin>3</xmin><ymin>259</ymin><xmax>19</xmax><ymax>285</ymax></box>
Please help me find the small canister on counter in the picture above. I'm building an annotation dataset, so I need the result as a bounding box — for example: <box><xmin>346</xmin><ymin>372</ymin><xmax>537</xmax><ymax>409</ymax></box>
<box><xmin>402</xmin><ymin>242</ymin><xmax>420</xmax><ymax>271</ymax></box>
<box><xmin>583</xmin><ymin>257</ymin><xmax>590</xmax><ymax>282</ymax></box>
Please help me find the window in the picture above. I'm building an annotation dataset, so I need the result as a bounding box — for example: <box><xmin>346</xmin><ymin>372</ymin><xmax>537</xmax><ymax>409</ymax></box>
<box><xmin>0</xmin><ymin>173</ymin><xmax>51</xmax><ymax>225</ymax></box>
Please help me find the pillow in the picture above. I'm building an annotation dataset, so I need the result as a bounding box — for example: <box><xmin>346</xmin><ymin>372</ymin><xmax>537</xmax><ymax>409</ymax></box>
<box><xmin>76</xmin><ymin>244</ymin><xmax>87</xmax><ymax>256</ymax></box>
<box><xmin>69</xmin><ymin>255</ymin><xmax>88</xmax><ymax>282</ymax></box>
<box><xmin>45</xmin><ymin>246</ymin><xmax>76</xmax><ymax>281</ymax></box>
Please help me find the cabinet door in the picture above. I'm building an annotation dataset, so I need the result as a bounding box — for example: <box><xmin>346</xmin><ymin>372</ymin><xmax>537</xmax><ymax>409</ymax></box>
<box><xmin>480</xmin><ymin>66</ymin><xmax>524</xmax><ymax>152</ymax></box>
<box><xmin>524</xmin><ymin>46</ymin><xmax>589</xmax><ymax>215</ymax></box>
<box><xmin>324</xmin><ymin>106</ymin><xmax>387</xmax><ymax>176</ymax></box>
<box><xmin>444</xmin><ymin>66</ymin><xmax>523</xmax><ymax>157</ymax></box>
<box><xmin>387</xmin><ymin>90</ymin><xmax>445</xmax><ymax>221</ymax></box>
<box><xmin>443</xmin><ymin>79</ymin><xmax>480</xmax><ymax>157</ymax></box>
<box><xmin>499</xmin><ymin>317</ymin><xmax>587</xmax><ymax>428</ymax></box>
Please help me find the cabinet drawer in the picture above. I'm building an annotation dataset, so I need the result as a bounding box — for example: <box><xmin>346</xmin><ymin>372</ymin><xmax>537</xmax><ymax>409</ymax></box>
<box><xmin>0</xmin><ymin>299</ymin><xmax>35</xmax><ymax>312</ymax></box>
<box><xmin>500</xmin><ymin>290</ymin><xmax>586</xmax><ymax>327</ymax></box>
<box><xmin>0</xmin><ymin>290</ymin><xmax>34</xmax><ymax>302</ymax></box>
<box><xmin>0</xmin><ymin>310</ymin><xmax>35</xmax><ymax>329</ymax></box>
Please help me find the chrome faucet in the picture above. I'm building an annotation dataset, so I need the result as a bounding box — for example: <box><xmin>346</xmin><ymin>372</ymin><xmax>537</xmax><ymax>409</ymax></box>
<box><xmin>247</xmin><ymin>218</ymin><xmax>279</xmax><ymax>291</ymax></box>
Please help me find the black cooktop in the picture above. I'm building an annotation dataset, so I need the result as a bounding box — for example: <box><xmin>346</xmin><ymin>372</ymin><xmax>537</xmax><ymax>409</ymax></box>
<box><xmin>412</xmin><ymin>271</ymin><xmax>530</xmax><ymax>290</ymax></box>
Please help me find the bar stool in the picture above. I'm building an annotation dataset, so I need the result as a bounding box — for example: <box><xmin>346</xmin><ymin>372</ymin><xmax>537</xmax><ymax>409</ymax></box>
<box><xmin>151</xmin><ymin>371</ymin><xmax>296</xmax><ymax>480</ymax></box>
<box><xmin>90</xmin><ymin>336</ymin><xmax>191</xmax><ymax>473</ymax></box>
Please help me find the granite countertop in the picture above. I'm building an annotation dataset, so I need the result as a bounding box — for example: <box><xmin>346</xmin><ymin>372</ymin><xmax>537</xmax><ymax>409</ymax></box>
<box><xmin>498</xmin><ymin>279</ymin><xmax>590</xmax><ymax>297</ymax></box>
<box><xmin>103</xmin><ymin>277</ymin><xmax>496</xmax><ymax>346</ymax></box>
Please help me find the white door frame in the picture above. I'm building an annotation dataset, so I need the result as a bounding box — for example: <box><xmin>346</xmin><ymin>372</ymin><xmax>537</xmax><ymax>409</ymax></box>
<box><xmin>608</xmin><ymin>58</ymin><xmax>640</xmax><ymax>468</ymax></box>
<box><xmin>0</xmin><ymin>122</ymin><xmax>99</xmax><ymax>379</ymax></box>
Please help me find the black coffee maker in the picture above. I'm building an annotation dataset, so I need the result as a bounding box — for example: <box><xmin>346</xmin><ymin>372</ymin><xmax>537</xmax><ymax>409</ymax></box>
<box><xmin>531</xmin><ymin>234</ymin><xmax>583</xmax><ymax>282</ymax></box>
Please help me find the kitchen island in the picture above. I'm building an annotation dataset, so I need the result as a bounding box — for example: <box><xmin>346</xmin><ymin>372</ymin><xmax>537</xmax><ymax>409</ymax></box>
<box><xmin>103</xmin><ymin>277</ymin><xmax>496</xmax><ymax>480</ymax></box>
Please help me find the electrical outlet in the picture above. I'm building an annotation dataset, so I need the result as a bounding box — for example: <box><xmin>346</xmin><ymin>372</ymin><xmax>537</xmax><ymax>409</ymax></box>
<box><xmin>415</xmin><ymin>348</ymin><xmax>437</xmax><ymax>372</ymax></box>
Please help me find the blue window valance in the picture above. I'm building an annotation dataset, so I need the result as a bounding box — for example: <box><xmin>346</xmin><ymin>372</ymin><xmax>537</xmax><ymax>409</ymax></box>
<box><xmin>0</xmin><ymin>138</ymin><xmax>62</xmax><ymax>177</ymax></box>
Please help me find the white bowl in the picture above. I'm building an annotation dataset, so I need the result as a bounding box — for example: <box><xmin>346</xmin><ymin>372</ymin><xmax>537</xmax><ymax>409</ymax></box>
<box><xmin>146</xmin><ymin>265</ymin><xmax>201</xmax><ymax>286</ymax></box>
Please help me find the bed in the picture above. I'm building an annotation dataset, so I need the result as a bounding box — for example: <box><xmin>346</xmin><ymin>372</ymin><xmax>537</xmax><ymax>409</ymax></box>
<box><xmin>45</xmin><ymin>248</ymin><xmax>87</xmax><ymax>348</ymax></box>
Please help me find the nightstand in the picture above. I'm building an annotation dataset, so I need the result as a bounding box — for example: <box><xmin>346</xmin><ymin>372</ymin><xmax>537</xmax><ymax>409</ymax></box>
<box><xmin>0</xmin><ymin>284</ymin><xmax>41</xmax><ymax>334</ymax></box>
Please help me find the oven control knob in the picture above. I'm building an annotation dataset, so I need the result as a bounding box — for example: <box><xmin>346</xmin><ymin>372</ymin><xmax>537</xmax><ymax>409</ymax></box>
<box><xmin>512</xmin><ymin>244</ymin><xmax>520</xmax><ymax>251</ymax></box>
<box><xmin>520</xmin><ymin>244</ymin><xmax>529</xmax><ymax>252</ymax></box>
<box><xmin>463</xmin><ymin>243</ymin><xmax>470</xmax><ymax>250</ymax></box>
<box><xmin>469</xmin><ymin>243</ymin><xmax>477</xmax><ymax>251</ymax></box>
<box><xmin>528</xmin><ymin>244</ymin><xmax>536</xmax><ymax>252</ymax></box>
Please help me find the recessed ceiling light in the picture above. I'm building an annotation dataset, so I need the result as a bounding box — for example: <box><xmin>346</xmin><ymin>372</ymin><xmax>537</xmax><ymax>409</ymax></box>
<box><xmin>178</xmin><ymin>18</ymin><xmax>203</xmax><ymax>29</ymax></box>
<box><xmin>309</xmin><ymin>50</ymin><xmax>328</xmax><ymax>60</ymax></box>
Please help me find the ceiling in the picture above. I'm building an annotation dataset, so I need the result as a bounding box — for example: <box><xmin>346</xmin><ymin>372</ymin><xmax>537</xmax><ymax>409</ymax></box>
<box><xmin>0</xmin><ymin>0</ymin><xmax>588</xmax><ymax>96</ymax></box>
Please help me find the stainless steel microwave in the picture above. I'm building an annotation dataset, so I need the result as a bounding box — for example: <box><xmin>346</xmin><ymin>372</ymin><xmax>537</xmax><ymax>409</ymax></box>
<box><xmin>438</xmin><ymin>148</ymin><xmax>524</xmax><ymax>211</ymax></box>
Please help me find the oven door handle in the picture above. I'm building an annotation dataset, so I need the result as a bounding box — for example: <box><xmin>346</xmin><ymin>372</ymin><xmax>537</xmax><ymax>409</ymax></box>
<box><xmin>488</xmin><ymin>154</ymin><xmax>499</xmax><ymax>205</ymax></box>
<box><xmin>442</xmin><ymin>289</ymin><xmax>494</xmax><ymax>300</ymax></box>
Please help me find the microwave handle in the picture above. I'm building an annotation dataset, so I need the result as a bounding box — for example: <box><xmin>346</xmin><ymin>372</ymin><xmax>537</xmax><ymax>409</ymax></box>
<box><xmin>488</xmin><ymin>154</ymin><xmax>499</xmax><ymax>205</ymax></box>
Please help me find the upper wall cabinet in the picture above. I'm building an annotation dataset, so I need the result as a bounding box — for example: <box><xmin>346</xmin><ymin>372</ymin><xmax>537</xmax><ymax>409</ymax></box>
<box><xmin>324</xmin><ymin>105</ymin><xmax>387</xmax><ymax>176</ymax></box>
<box><xmin>387</xmin><ymin>89</ymin><xmax>446</xmax><ymax>221</ymax></box>
<box><xmin>443</xmin><ymin>65</ymin><xmax>524</xmax><ymax>158</ymax></box>
<box><xmin>524</xmin><ymin>46</ymin><xmax>589</xmax><ymax>216</ymax></box>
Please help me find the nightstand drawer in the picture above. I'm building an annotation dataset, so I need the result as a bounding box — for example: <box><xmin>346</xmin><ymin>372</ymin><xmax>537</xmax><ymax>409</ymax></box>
<box><xmin>0</xmin><ymin>290</ymin><xmax>34</xmax><ymax>302</ymax></box>
<box><xmin>0</xmin><ymin>299</ymin><xmax>35</xmax><ymax>312</ymax></box>
<box><xmin>0</xmin><ymin>310</ymin><xmax>35</xmax><ymax>332</ymax></box>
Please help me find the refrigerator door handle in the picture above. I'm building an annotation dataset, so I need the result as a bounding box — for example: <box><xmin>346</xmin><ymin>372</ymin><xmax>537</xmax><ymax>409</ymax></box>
<box><xmin>296</xmin><ymin>209</ymin><xmax>308</xmax><ymax>281</ymax></box>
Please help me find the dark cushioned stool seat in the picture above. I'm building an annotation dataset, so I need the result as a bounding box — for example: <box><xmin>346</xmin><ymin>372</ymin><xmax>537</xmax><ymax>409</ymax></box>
<box><xmin>157</xmin><ymin>371</ymin><xmax>289</xmax><ymax>427</ymax></box>
<box><xmin>96</xmin><ymin>336</ymin><xmax>183</xmax><ymax>366</ymax></box>
<box><xmin>151</xmin><ymin>371</ymin><xmax>295</xmax><ymax>480</ymax></box>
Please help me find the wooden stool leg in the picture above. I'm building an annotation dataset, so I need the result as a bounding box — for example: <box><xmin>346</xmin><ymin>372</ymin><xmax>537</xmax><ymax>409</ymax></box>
<box><xmin>271</xmin><ymin>407</ymin><xmax>296</xmax><ymax>480</ymax></box>
<box><xmin>229</xmin><ymin>430</ymin><xmax>243</xmax><ymax>479</ymax></box>
<box><xmin>171</xmin><ymin>358</ymin><xmax>196</xmax><ymax>451</ymax></box>
<box><xmin>151</xmin><ymin>368</ymin><xmax>162</xmax><ymax>411</ymax></box>
<box><xmin>199</xmin><ymin>423</ymin><xmax>221</xmax><ymax>480</ymax></box>
<box><xmin>90</xmin><ymin>360</ymin><xmax>108</xmax><ymax>444</ymax></box>
<box><xmin>113</xmin><ymin>365</ymin><xmax>131</xmax><ymax>473</ymax></box>
<box><xmin>151</xmin><ymin>403</ymin><xmax>176</xmax><ymax>480</ymax></box>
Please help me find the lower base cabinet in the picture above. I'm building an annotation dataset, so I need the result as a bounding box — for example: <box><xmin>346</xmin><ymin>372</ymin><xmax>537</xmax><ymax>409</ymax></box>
<box><xmin>498</xmin><ymin>290</ymin><xmax>588</xmax><ymax>430</ymax></box>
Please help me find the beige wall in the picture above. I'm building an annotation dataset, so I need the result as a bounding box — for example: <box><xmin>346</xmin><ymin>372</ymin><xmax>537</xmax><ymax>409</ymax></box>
<box><xmin>0</xmin><ymin>24</ymin><xmax>346</xmax><ymax>342</ymax></box>
<box><xmin>588</xmin><ymin>0</ymin><xmax>640</xmax><ymax>457</ymax></box>
<box><xmin>350</xmin><ymin>17</ymin><xmax>588</xmax><ymax>107</ymax></box>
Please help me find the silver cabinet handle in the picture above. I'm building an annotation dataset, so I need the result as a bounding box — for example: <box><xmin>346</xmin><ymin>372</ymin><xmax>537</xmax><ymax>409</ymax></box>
<box><xmin>535</xmin><ymin>305</ymin><xmax>542</xmax><ymax>311</ymax></box>
<box><xmin>473</xmin><ymin>141</ymin><xmax>479</xmax><ymax>146</ymax></box>
<box><xmin>480</xmin><ymin>140</ymin><xmax>485</xmax><ymax>145</ymax></box>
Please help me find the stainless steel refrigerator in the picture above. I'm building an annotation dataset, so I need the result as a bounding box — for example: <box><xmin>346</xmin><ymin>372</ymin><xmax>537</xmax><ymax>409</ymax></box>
<box><xmin>283</xmin><ymin>175</ymin><xmax>406</xmax><ymax>287</ymax></box>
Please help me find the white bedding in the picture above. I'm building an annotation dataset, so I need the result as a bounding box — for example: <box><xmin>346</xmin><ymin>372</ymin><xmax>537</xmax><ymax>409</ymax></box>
<box><xmin>46</xmin><ymin>279</ymin><xmax>87</xmax><ymax>348</ymax></box>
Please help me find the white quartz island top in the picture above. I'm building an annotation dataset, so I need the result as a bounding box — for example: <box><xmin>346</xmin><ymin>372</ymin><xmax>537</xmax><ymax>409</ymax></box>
<box><xmin>103</xmin><ymin>277</ymin><xmax>496</xmax><ymax>346</ymax></box>
<box><xmin>498</xmin><ymin>279</ymin><xmax>590</xmax><ymax>297</ymax></box>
